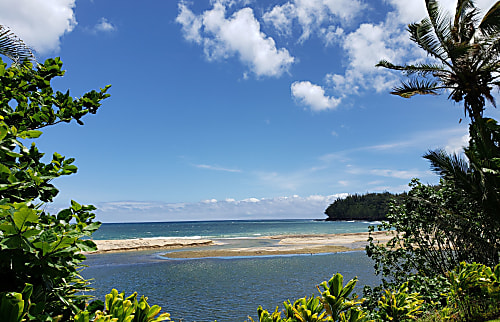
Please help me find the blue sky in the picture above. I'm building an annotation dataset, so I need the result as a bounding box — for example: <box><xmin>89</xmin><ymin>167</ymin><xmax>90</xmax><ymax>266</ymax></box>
<box><xmin>1</xmin><ymin>0</ymin><xmax>498</xmax><ymax>222</ymax></box>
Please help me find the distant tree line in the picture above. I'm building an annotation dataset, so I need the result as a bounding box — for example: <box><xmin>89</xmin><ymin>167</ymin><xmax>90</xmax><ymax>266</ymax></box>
<box><xmin>324</xmin><ymin>192</ymin><xmax>405</xmax><ymax>221</ymax></box>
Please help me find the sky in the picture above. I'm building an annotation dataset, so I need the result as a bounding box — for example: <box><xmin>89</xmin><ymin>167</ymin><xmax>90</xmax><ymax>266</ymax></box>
<box><xmin>1</xmin><ymin>0</ymin><xmax>498</xmax><ymax>222</ymax></box>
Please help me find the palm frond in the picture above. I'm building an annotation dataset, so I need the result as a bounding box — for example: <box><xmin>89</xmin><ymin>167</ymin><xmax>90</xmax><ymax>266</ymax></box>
<box><xmin>391</xmin><ymin>79</ymin><xmax>442</xmax><ymax>98</ymax></box>
<box><xmin>409</xmin><ymin>21</ymin><xmax>451</xmax><ymax>65</ymax></box>
<box><xmin>423</xmin><ymin>149</ymin><xmax>471</xmax><ymax>184</ymax></box>
<box><xmin>425</xmin><ymin>0</ymin><xmax>454</xmax><ymax>54</ymax></box>
<box><xmin>453</xmin><ymin>0</ymin><xmax>479</xmax><ymax>43</ymax></box>
<box><xmin>478</xmin><ymin>1</ymin><xmax>500</xmax><ymax>36</ymax></box>
<box><xmin>377</xmin><ymin>59</ymin><xmax>449</xmax><ymax>77</ymax></box>
<box><xmin>0</xmin><ymin>25</ymin><xmax>36</xmax><ymax>64</ymax></box>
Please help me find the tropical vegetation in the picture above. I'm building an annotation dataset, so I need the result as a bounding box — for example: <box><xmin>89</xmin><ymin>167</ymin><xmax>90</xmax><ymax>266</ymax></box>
<box><xmin>324</xmin><ymin>192</ymin><xmax>404</xmax><ymax>221</ymax></box>
<box><xmin>0</xmin><ymin>42</ymin><xmax>169</xmax><ymax>320</ymax></box>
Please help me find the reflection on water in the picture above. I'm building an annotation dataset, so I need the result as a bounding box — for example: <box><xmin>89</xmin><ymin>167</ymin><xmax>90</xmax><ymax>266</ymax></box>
<box><xmin>82</xmin><ymin>250</ymin><xmax>379</xmax><ymax>322</ymax></box>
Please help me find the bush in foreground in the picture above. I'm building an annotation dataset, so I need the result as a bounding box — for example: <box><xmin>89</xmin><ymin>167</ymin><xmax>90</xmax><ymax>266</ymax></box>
<box><xmin>248</xmin><ymin>262</ymin><xmax>500</xmax><ymax>322</ymax></box>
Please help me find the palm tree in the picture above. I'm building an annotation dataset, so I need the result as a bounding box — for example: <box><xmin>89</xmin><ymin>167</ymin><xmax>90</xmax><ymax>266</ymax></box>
<box><xmin>0</xmin><ymin>24</ymin><xmax>36</xmax><ymax>64</ymax></box>
<box><xmin>377</xmin><ymin>0</ymin><xmax>500</xmax><ymax>123</ymax></box>
<box><xmin>377</xmin><ymin>0</ymin><xmax>500</xmax><ymax>267</ymax></box>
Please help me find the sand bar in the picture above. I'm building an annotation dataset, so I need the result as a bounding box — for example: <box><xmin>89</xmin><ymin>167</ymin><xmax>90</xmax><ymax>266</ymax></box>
<box><xmin>89</xmin><ymin>238</ymin><xmax>215</xmax><ymax>253</ymax></box>
<box><xmin>88</xmin><ymin>231</ymin><xmax>393</xmax><ymax>257</ymax></box>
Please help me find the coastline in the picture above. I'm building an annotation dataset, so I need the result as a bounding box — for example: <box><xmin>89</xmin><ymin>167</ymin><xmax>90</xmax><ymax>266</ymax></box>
<box><xmin>87</xmin><ymin>231</ymin><xmax>393</xmax><ymax>257</ymax></box>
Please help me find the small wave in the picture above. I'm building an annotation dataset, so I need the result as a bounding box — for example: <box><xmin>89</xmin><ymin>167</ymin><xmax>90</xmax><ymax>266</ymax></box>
<box><xmin>363</xmin><ymin>221</ymin><xmax>382</xmax><ymax>225</ymax></box>
<box><xmin>125</xmin><ymin>236</ymin><xmax>206</xmax><ymax>240</ymax></box>
<box><xmin>216</xmin><ymin>236</ymin><xmax>262</xmax><ymax>240</ymax></box>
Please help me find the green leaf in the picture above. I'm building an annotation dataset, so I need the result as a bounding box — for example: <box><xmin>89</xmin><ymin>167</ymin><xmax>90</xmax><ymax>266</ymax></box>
<box><xmin>76</xmin><ymin>239</ymin><xmax>97</xmax><ymax>252</ymax></box>
<box><xmin>12</xmin><ymin>204</ymin><xmax>38</xmax><ymax>231</ymax></box>
<box><xmin>18</xmin><ymin>130</ymin><xmax>43</xmax><ymax>139</ymax></box>
<box><xmin>22</xmin><ymin>228</ymin><xmax>40</xmax><ymax>239</ymax></box>
<box><xmin>0</xmin><ymin>223</ymin><xmax>17</xmax><ymax>235</ymax></box>
<box><xmin>0</xmin><ymin>123</ymin><xmax>9</xmax><ymax>141</ymax></box>
<box><xmin>71</xmin><ymin>200</ymin><xmax>82</xmax><ymax>211</ymax></box>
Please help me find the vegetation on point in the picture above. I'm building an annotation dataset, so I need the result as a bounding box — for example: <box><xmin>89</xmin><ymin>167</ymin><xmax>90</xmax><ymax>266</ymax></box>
<box><xmin>324</xmin><ymin>192</ymin><xmax>405</xmax><ymax>221</ymax></box>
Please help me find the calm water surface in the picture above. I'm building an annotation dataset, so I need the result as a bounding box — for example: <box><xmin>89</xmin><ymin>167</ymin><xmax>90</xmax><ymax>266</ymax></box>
<box><xmin>83</xmin><ymin>220</ymin><xmax>380</xmax><ymax>322</ymax></box>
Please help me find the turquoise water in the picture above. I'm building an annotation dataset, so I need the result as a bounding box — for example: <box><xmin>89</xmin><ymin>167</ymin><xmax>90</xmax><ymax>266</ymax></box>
<box><xmin>91</xmin><ymin>219</ymin><xmax>380</xmax><ymax>240</ymax></box>
<box><xmin>83</xmin><ymin>220</ymin><xmax>381</xmax><ymax>322</ymax></box>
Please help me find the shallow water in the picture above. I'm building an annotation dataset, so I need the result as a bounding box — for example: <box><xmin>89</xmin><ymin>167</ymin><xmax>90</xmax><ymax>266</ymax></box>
<box><xmin>83</xmin><ymin>250</ymin><xmax>379</xmax><ymax>322</ymax></box>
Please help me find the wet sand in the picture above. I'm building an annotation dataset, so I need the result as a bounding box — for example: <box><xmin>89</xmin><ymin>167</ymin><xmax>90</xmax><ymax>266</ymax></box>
<box><xmin>88</xmin><ymin>231</ymin><xmax>393</xmax><ymax>258</ymax></box>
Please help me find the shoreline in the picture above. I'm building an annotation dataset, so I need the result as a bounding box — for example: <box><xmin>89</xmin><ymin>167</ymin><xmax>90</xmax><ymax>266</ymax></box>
<box><xmin>87</xmin><ymin>231</ymin><xmax>393</xmax><ymax>257</ymax></box>
<box><xmin>89</xmin><ymin>238</ymin><xmax>216</xmax><ymax>254</ymax></box>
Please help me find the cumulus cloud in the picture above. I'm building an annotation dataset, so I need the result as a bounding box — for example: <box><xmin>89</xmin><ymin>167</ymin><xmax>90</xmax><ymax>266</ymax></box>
<box><xmin>291</xmin><ymin>81</ymin><xmax>341</xmax><ymax>111</ymax></box>
<box><xmin>263</xmin><ymin>0</ymin><xmax>365</xmax><ymax>42</ymax></box>
<box><xmin>0</xmin><ymin>0</ymin><xmax>77</xmax><ymax>54</ymax></box>
<box><xmin>63</xmin><ymin>194</ymin><xmax>349</xmax><ymax>222</ymax></box>
<box><xmin>327</xmin><ymin>0</ymin><xmax>497</xmax><ymax>98</ymax></box>
<box><xmin>325</xmin><ymin>21</ymin><xmax>415</xmax><ymax>96</ymax></box>
<box><xmin>94</xmin><ymin>17</ymin><xmax>116</xmax><ymax>33</ymax></box>
<box><xmin>176</xmin><ymin>0</ymin><xmax>294</xmax><ymax>78</ymax></box>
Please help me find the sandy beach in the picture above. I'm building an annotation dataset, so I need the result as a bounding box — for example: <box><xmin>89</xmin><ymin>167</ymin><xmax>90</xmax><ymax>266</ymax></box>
<box><xmin>90</xmin><ymin>238</ymin><xmax>216</xmax><ymax>253</ymax></box>
<box><xmin>88</xmin><ymin>231</ymin><xmax>393</xmax><ymax>258</ymax></box>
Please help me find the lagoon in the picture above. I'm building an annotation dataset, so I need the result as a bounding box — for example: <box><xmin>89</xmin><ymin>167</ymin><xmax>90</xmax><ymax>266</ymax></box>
<box><xmin>83</xmin><ymin>220</ymin><xmax>381</xmax><ymax>322</ymax></box>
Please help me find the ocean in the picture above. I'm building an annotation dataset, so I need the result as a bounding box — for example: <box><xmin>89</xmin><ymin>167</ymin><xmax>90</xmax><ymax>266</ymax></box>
<box><xmin>82</xmin><ymin>219</ymin><xmax>382</xmax><ymax>322</ymax></box>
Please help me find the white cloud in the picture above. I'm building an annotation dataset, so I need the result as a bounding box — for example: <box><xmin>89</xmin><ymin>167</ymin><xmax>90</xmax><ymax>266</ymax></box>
<box><xmin>363</xmin><ymin>127</ymin><xmax>469</xmax><ymax>153</ymax></box>
<box><xmin>0</xmin><ymin>0</ymin><xmax>77</xmax><ymax>54</ymax></box>
<box><xmin>326</xmin><ymin>21</ymin><xmax>413</xmax><ymax>96</ymax></box>
<box><xmin>263</xmin><ymin>0</ymin><xmax>365</xmax><ymax>43</ymax></box>
<box><xmin>262</xmin><ymin>3</ymin><xmax>295</xmax><ymax>36</ymax></box>
<box><xmin>445</xmin><ymin>134</ymin><xmax>469</xmax><ymax>154</ymax></box>
<box><xmin>195</xmin><ymin>164</ymin><xmax>242</xmax><ymax>173</ymax></box>
<box><xmin>176</xmin><ymin>2</ymin><xmax>203</xmax><ymax>43</ymax></box>
<box><xmin>291</xmin><ymin>81</ymin><xmax>341</xmax><ymax>111</ymax></box>
<box><xmin>325</xmin><ymin>0</ymin><xmax>497</xmax><ymax>99</ymax></box>
<box><xmin>94</xmin><ymin>17</ymin><xmax>116</xmax><ymax>33</ymax></box>
<box><xmin>176</xmin><ymin>1</ymin><xmax>294</xmax><ymax>78</ymax></box>
<box><xmin>369</xmin><ymin>168</ymin><xmax>425</xmax><ymax>180</ymax></box>
<box><xmin>60</xmin><ymin>194</ymin><xmax>349</xmax><ymax>222</ymax></box>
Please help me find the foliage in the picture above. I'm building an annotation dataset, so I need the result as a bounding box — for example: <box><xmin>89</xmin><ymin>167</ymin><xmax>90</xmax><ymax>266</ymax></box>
<box><xmin>371</xmin><ymin>1</ymin><xmax>500</xmax><ymax>320</ymax></box>
<box><xmin>442</xmin><ymin>262</ymin><xmax>500</xmax><ymax>321</ymax></box>
<box><xmin>0</xmin><ymin>56</ymin><xmax>110</xmax><ymax>319</ymax></box>
<box><xmin>283</xmin><ymin>296</ymin><xmax>327</xmax><ymax>322</ymax></box>
<box><xmin>317</xmin><ymin>273</ymin><xmax>365</xmax><ymax>322</ymax></box>
<box><xmin>366</xmin><ymin>178</ymin><xmax>499</xmax><ymax>285</ymax></box>
<box><xmin>324</xmin><ymin>192</ymin><xmax>405</xmax><ymax>221</ymax></box>
<box><xmin>366</xmin><ymin>119</ymin><xmax>500</xmax><ymax>288</ymax></box>
<box><xmin>249</xmin><ymin>273</ymin><xmax>368</xmax><ymax>322</ymax></box>
<box><xmin>73</xmin><ymin>289</ymin><xmax>171</xmax><ymax>322</ymax></box>
<box><xmin>377</xmin><ymin>282</ymin><xmax>424</xmax><ymax>321</ymax></box>
<box><xmin>0</xmin><ymin>283</ymin><xmax>33</xmax><ymax>322</ymax></box>
<box><xmin>376</xmin><ymin>0</ymin><xmax>500</xmax><ymax>123</ymax></box>
<box><xmin>0</xmin><ymin>56</ymin><xmax>110</xmax><ymax>203</ymax></box>
<box><xmin>249</xmin><ymin>265</ymin><xmax>500</xmax><ymax>322</ymax></box>
<box><xmin>425</xmin><ymin>117</ymin><xmax>500</xmax><ymax>236</ymax></box>
<box><xmin>0</xmin><ymin>201</ymin><xmax>101</xmax><ymax>319</ymax></box>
